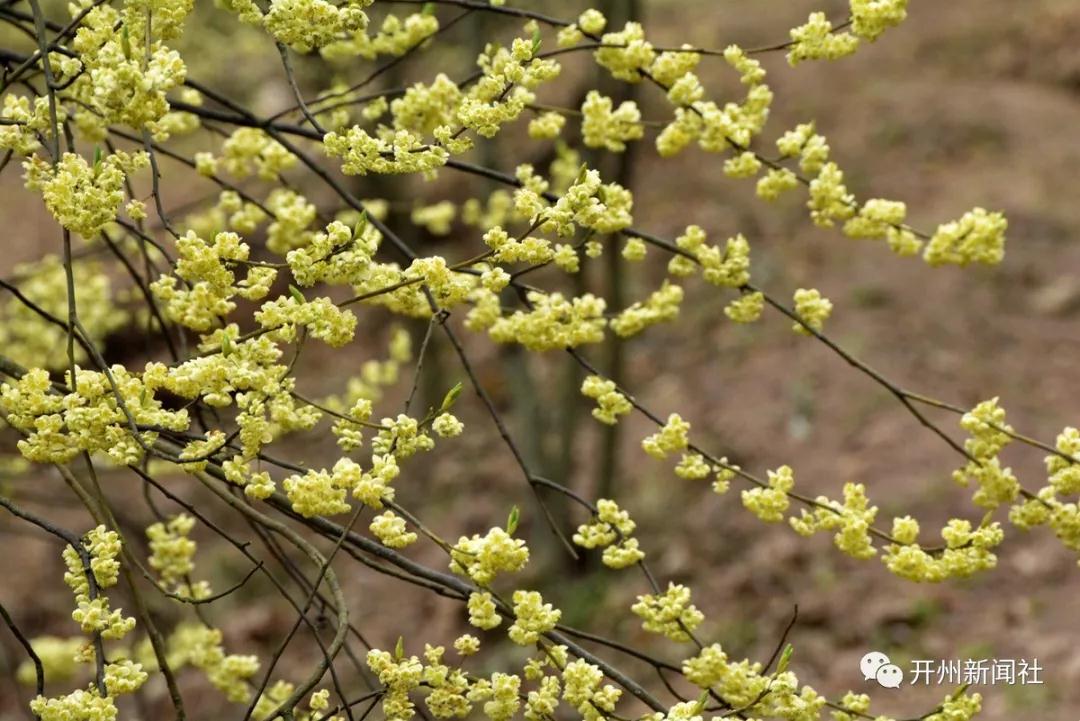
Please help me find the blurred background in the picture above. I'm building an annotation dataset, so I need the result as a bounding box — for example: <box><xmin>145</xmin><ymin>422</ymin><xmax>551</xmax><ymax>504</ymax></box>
<box><xmin>2</xmin><ymin>0</ymin><xmax>1080</xmax><ymax>718</ymax></box>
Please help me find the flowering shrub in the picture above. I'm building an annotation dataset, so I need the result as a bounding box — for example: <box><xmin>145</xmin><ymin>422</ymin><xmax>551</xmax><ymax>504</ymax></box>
<box><xmin>0</xmin><ymin>1</ymin><xmax>1070</xmax><ymax>721</ymax></box>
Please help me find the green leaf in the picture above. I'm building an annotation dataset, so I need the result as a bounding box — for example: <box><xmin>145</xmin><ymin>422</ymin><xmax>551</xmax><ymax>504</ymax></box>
<box><xmin>395</xmin><ymin>636</ymin><xmax>404</xmax><ymax>659</ymax></box>
<box><xmin>531</xmin><ymin>28</ymin><xmax>542</xmax><ymax>56</ymax></box>
<box><xmin>353</xmin><ymin>210</ymin><xmax>368</xmax><ymax>238</ymax></box>
<box><xmin>776</xmin><ymin>643</ymin><xmax>794</xmax><ymax>674</ymax></box>
<box><xmin>289</xmin><ymin>285</ymin><xmax>306</xmax><ymax>303</ymax></box>
<box><xmin>121</xmin><ymin>25</ymin><xmax>132</xmax><ymax>60</ymax></box>
<box><xmin>507</xmin><ymin>505</ymin><xmax>520</xmax><ymax>535</ymax></box>
<box><xmin>422</xmin><ymin>2</ymin><xmax>435</xmax><ymax>15</ymax></box>
<box><xmin>221</xmin><ymin>333</ymin><xmax>232</xmax><ymax>357</ymax></box>
<box><xmin>692</xmin><ymin>690</ymin><xmax>709</xmax><ymax>714</ymax></box>
<box><xmin>440</xmin><ymin>381</ymin><xmax>463</xmax><ymax>412</ymax></box>
<box><xmin>92</xmin><ymin>145</ymin><xmax>103</xmax><ymax>170</ymax></box>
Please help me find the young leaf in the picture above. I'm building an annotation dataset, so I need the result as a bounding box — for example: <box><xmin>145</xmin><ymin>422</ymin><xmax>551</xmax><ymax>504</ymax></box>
<box><xmin>776</xmin><ymin>643</ymin><xmax>794</xmax><ymax>674</ymax></box>
<box><xmin>289</xmin><ymin>285</ymin><xmax>306</xmax><ymax>303</ymax></box>
<box><xmin>395</xmin><ymin>636</ymin><xmax>404</xmax><ymax>659</ymax></box>
<box><xmin>440</xmin><ymin>382</ymin><xmax>463</xmax><ymax>412</ymax></box>
<box><xmin>121</xmin><ymin>25</ymin><xmax>132</xmax><ymax>60</ymax></box>
<box><xmin>692</xmin><ymin>690</ymin><xmax>709</xmax><ymax>714</ymax></box>
<box><xmin>353</xmin><ymin>210</ymin><xmax>368</xmax><ymax>238</ymax></box>
<box><xmin>507</xmin><ymin>505</ymin><xmax>520</xmax><ymax>535</ymax></box>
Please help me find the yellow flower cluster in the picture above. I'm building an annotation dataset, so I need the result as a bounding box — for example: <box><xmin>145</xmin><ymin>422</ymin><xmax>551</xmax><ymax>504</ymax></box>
<box><xmin>883</xmin><ymin>518</ymin><xmax>1003</xmax><ymax>582</ymax></box>
<box><xmin>724</xmin><ymin>291</ymin><xmax>765</xmax><ymax>323</ymax></box>
<box><xmin>266</xmin><ymin>189</ymin><xmax>318</xmax><ymax>253</ymax></box>
<box><xmin>24</xmin><ymin>151</ymin><xmax>148</xmax><ymax>238</ymax></box>
<box><xmin>594</xmin><ymin>22</ymin><xmax>656</xmax><ymax>83</ymax></box>
<box><xmin>681</xmin><ymin>642</ymin><xmax>830</xmax><ymax>719</ymax></box>
<box><xmin>322</xmin><ymin>11</ymin><xmax>439</xmax><ymax>61</ymax></box>
<box><xmin>471</xmin><ymin>671</ymin><xmax>521</xmax><ymax>721</ymax></box>
<box><xmin>147</xmin><ymin>513</ymin><xmax>210</xmax><ymax>598</ymax></box>
<box><xmin>562</xmin><ymin>657</ymin><xmax>622</xmax><ymax>720</ymax></box>
<box><xmin>255</xmin><ymin>294</ymin><xmax>358</xmax><ymax>347</ymax></box>
<box><xmin>508</xmin><ymin>590</ymin><xmax>561</xmax><ymax>645</ymax></box>
<box><xmin>432</xmin><ymin>412</ymin><xmax>464</xmax><ymax>438</ymax></box>
<box><xmin>373</xmin><ymin>413</ymin><xmax>436</xmax><ymax>458</ymax></box>
<box><xmin>773</xmin><ymin>122</ymin><xmax>1007</xmax><ymax>265</ymax></box>
<box><xmin>642</xmin><ymin>413</ymin><xmax>690</xmax><ymax>459</ymax></box>
<box><xmin>788</xmin><ymin>1</ymin><xmax>908</xmax><ymax>66</ymax></box>
<box><xmin>169</xmin><ymin>622</ymin><xmax>260</xmax><ymax>702</ymax></box>
<box><xmin>352</xmin><ymin>454</ymin><xmax>400</xmax><ymax>508</ymax></box>
<box><xmin>1008</xmin><ymin>428</ymin><xmax>1080</xmax><ymax>563</ymax></box>
<box><xmin>527</xmin><ymin>111</ymin><xmax>565</xmax><ymax>140</ymax></box>
<box><xmin>65</xmin><ymin>2</ymin><xmax>188</xmax><ymax>131</ymax></box>
<box><xmin>1046</xmin><ymin>427</ymin><xmax>1080</xmax><ymax>495</ymax></box>
<box><xmin>287</xmin><ymin>219</ymin><xmax>378</xmax><ymax>287</ymax></box>
<box><xmin>1</xmin><ymin>365</ymin><xmax>189</xmax><ymax>464</ymax></box>
<box><xmin>450</xmin><ymin>526</ymin><xmax>529</xmax><ymax>584</ymax></box>
<box><xmin>392</xmin><ymin>74</ymin><xmax>462</xmax><ymax>135</ymax></box>
<box><xmin>756</xmin><ymin>167</ymin><xmax>800</xmax><ymax>201</ymax></box>
<box><xmin>670</xmin><ymin>226</ymin><xmax>752</xmax><ymax>288</ymax></box>
<box><xmin>367</xmin><ymin>647</ymin><xmax>425</xmax><ymax>720</ymax></box>
<box><xmin>789</xmin><ymin>482</ymin><xmax>878</xmax><ymax>559</ymax></box>
<box><xmin>460</xmin><ymin>34</ymin><xmax>561</xmax><ymax>139</ymax></box>
<box><xmin>467</xmin><ymin>591</ymin><xmax>502</xmax><ymax>630</ymax></box>
<box><xmin>653</xmin><ymin>44</ymin><xmax>772</xmax><ymax>157</ymax></box>
<box><xmin>325</xmin><ymin>25</ymin><xmax>557</xmax><ymax>178</ymax></box>
<box><xmin>923</xmin><ymin>207</ymin><xmax>1008</xmax><ymax>266</ymax></box>
<box><xmin>807</xmin><ymin>162</ymin><xmax>855</xmax><ymax>228</ymax></box>
<box><xmin>166</xmin><ymin>330</ymin><xmax>317</xmax><ymax>462</ymax></box>
<box><xmin>851</xmin><ymin>0</ymin><xmax>910</xmax><ymax>41</ymax></box>
<box><xmin>631</xmin><ymin>583</ymin><xmax>704</xmax><ymax>642</ymax></box>
<box><xmin>573</xmin><ymin>498</ymin><xmax>645</xmax><ymax>569</ymax></box>
<box><xmin>843</xmin><ymin>198</ymin><xmax>921</xmax><ymax>256</ymax></box>
<box><xmin>453</xmin><ymin>634</ymin><xmax>480</xmax><ymax>656</ymax></box>
<box><xmin>217</xmin><ymin>128</ymin><xmax>297</xmax><ymax>180</ymax></box>
<box><xmin>792</xmin><ymin>288</ymin><xmax>833</xmax><ymax>335</ymax></box>
<box><xmin>952</xmin><ymin>398</ymin><xmax>1019</xmax><ymax>508</ymax></box>
<box><xmin>787</xmin><ymin>13</ymin><xmax>860</xmax><ymax>66</ymax></box>
<box><xmin>581</xmin><ymin>91</ymin><xmax>643</xmax><ymax>152</ymax></box>
<box><xmin>610</xmin><ymin>281</ymin><xmax>683</xmax><ymax>337</ymax></box>
<box><xmin>283</xmin><ymin>464</ymin><xmax>352</xmax><ymax>518</ymax></box>
<box><xmin>31</xmin><ymin>526</ymin><xmax>147</xmax><ymax>721</ymax></box>
<box><xmin>489</xmin><ymin>291</ymin><xmax>606</xmax><ymax>351</ymax></box>
<box><xmin>580</xmin><ymin>375</ymin><xmax>632</xmax><ymax>425</ymax></box>
<box><xmin>151</xmin><ymin>230</ymin><xmax>276</xmax><ymax>331</ymax></box>
<box><xmin>0</xmin><ymin>94</ymin><xmax>62</xmax><ymax>156</ymax></box>
<box><xmin>324</xmin><ymin>125</ymin><xmax>449</xmax><ymax>176</ymax></box>
<box><xmin>264</xmin><ymin>0</ymin><xmax>371</xmax><ymax>53</ymax></box>
<box><xmin>370</xmin><ymin>510</ymin><xmax>418</xmax><ymax>548</ymax></box>
<box><xmin>516</xmin><ymin>165</ymin><xmax>634</xmax><ymax>237</ymax></box>
<box><xmin>31</xmin><ymin>688</ymin><xmax>123</xmax><ymax>721</ymax></box>
<box><xmin>556</xmin><ymin>9</ymin><xmax>608</xmax><ymax>47</ymax></box>
<box><xmin>741</xmin><ymin>465</ymin><xmax>794</xmax><ymax>523</ymax></box>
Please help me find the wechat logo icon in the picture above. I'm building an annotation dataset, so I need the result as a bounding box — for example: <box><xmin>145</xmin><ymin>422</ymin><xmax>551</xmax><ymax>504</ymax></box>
<box><xmin>861</xmin><ymin>651</ymin><xmax>904</xmax><ymax>689</ymax></box>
